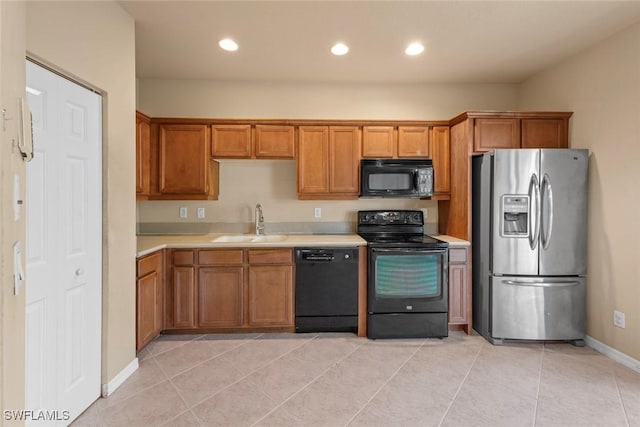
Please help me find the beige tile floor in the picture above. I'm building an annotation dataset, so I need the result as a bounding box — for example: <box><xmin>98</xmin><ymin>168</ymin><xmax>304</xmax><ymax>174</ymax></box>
<box><xmin>72</xmin><ymin>331</ymin><xmax>640</xmax><ymax>427</ymax></box>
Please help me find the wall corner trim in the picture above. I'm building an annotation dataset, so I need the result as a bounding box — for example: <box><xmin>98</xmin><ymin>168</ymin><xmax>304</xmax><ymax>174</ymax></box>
<box><xmin>101</xmin><ymin>357</ymin><xmax>139</xmax><ymax>397</ymax></box>
<box><xmin>586</xmin><ymin>335</ymin><xmax>640</xmax><ymax>373</ymax></box>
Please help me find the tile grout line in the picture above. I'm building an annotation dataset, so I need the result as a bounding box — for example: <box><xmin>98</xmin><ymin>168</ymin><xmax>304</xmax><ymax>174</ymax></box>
<box><xmin>183</xmin><ymin>334</ymin><xmax>320</xmax><ymax>412</ymax></box>
<box><xmin>342</xmin><ymin>340</ymin><xmax>428</xmax><ymax>427</ymax></box>
<box><xmin>250</xmin><ymin>338</ymin><xmax>367</xmax><ymax>426</ymax></box>
<box><xmin>531</xmin><ymin>343</ymin><xmax>546</xmax><ymax>427</ymax></box>
<box><xmin>437</xmin><ymin>341</ymin><xmax>484</xmax><ymax>427</ymax></box>
<box><xmin>611</xmin><ymin>363</ymin><xmax>632</xmax><ymax>427</ymax></box>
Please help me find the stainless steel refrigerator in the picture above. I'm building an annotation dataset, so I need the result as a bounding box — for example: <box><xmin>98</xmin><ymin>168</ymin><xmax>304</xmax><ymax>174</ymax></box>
<box><xmin>472</xmin><ymin>149</ymin><xmax>588</xmax><ymax>345</ymax></box>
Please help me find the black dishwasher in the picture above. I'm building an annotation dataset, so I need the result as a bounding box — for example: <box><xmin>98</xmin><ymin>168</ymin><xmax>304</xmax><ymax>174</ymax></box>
<box><xmin>295</xmin><ymin>247</ymin><xmax>359</xmax><ymax>333</ymax></box>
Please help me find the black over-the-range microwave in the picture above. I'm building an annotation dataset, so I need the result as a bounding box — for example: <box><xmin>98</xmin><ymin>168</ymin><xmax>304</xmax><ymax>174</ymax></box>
<box><xmin>360</xmin><ymin>159</ymin><xmax>434</xmax><ymax>198</ymax></box>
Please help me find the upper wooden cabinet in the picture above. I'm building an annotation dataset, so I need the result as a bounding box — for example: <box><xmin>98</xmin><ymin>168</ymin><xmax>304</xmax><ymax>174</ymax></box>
<box><xmin>467</xmin><ymin>112</ymin><xmax>571</xmax><ymax>154</ymax></box>
<box><xmin>430</xmin><ymin>126</ymin><xmax>450</xmax><ymax>197</ymax></box>
<box><xmin>211</xmin><ymin>124</ymin><xmax>295</xmax><ymax>159</ymax></box>
<box><xmin>211</xmin><ymin>124</ymin><xmax>252</xmax><ymax>158</ymax></box>
<box><xmin>362</xmin><ymin>126</ymin><xmax>395</xmax><ymax>158</ymax></box>
<box><xmin>521</xmin><ymin>118</ymin><xmax>568</xmax><ymax>149</ymax></box>
<box><xmin>135</xmin><ymin>111</ymin><xmax>151</xmax><ymax>200</ymax></box>
<box><xmin>474</xmin><ymin>118</ymin><xmax>520</xmax><ymax>152</ymax></box>
<box><xmin>254</xmin><ymin>125</ymin><xmax>295</xmax><ymax>159</ymax></box>
<box><xmin>297</xmin><ymin>126</ymin><xmax>360</xmax><ymax>199</ymax></box>
<box><xmin>398</xmin><ymin>126</ymin><xmax>429</xmax><ymax>157</ymax></box>
<box><xmin>158</xmin><ymin>124</ymin><xmax>220</xmax><ymax>200</ymax></box>
<box><xmin>363</xmin><ymin>125</ymin><xmax>431</xmax><ymax>158</ymax></box>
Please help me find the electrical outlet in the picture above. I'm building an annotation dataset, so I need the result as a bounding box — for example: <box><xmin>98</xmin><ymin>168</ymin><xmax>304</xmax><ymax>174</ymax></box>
<box><xmin>179</xmin><ymin>207</ymin><xmax>188</xmax><ymax>219</ymax></box>
<box><xmin>197</xmin><ymin>207</ymin><xmax>205</xmax><ymax>219</ymax></box>
<box><xmin>314</xmin><ymin>207</ymin><xmax>321</xmax><ymax>218</ymax></box>
<box><xmin>613</xmin><ymin>310</ymin><xmax>625</xmax><ymax>328</ymax></box>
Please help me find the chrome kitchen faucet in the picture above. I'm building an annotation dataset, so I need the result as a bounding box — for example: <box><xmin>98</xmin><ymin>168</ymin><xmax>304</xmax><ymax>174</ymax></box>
<box><xmin>255</xmin><ymin>204</ymin><xmax>265</xmax><ymax>235</ymax></box>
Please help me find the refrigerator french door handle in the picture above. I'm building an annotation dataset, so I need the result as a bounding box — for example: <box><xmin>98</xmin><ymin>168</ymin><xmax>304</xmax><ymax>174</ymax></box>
<box><xmin>504</xmin><ymin>280</ymin><xmax>580</xmax><ymax>288</ymax></box>
<box><xmin>540</xmin><ymin>173</ymin><xmax>553</xmax><ymax>249</ymax></box>
<box><xmin>528</xmin><ymin>173</ymin><xmax>540</xmax><ymax>250</ymax></box>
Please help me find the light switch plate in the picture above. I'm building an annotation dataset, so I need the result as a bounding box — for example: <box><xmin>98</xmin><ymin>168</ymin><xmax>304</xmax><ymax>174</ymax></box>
<box><xmin>197</xmin><ymin>207</ymin><xmax>205</xmax><ymax>219</ymax></box>
<box><xmin>314</xmin><ymin>207</ymin><xmax>321</xmax><ymax>218</ymax></box>
<box><xmin>179</xmin><ymin>207</ymin><xmax>188</xmax><ymax>218</ymax></box>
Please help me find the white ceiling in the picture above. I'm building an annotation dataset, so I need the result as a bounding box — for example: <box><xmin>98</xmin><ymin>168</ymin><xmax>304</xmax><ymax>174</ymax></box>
<box><xmin>119</xmin><ymin>1</ymin><xmax>640</xmax><ymax>84</ymax></box>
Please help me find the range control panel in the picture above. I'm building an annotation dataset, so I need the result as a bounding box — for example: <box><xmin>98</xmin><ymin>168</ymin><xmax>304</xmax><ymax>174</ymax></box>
<box><xmin>358</xmin><ymin>210</ymin><xmax>423</xmax><ymax>226</ymax></box>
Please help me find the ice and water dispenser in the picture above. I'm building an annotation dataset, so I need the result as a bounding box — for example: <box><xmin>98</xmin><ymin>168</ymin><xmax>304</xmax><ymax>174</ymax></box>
<box><xmin>501</xmin><ymin>195</ymin><xmax>529</xmax><ymax>236</ymax></box>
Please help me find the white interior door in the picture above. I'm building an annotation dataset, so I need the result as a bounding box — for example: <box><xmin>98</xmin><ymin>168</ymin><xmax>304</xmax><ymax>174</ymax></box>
<box><xmin>25</xmin><ymin>60</ymin><xmax>102</xmax><ymax>426</ymax></box>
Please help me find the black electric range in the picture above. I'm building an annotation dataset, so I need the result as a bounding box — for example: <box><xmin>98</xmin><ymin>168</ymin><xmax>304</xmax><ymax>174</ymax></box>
<box><xmin>357</xmin><ymin>210</ymin><xmax>449</xmax><ymax>339</ymax></box>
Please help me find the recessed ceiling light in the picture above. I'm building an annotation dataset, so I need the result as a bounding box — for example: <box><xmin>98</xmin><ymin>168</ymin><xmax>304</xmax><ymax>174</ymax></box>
<box><xmin>218</xmin><ymin>38</ymin><xmax>238</xmax><ymax>52</ymax></box>
<box><xmin>405</xmin><ymin>42</ymin><xmax>425</xmax><ymax>56</ymax></box>
<box><xmin>331</xmin><ymin>42</ymin><xmax>349</xmax><ymax>56</ymax></box>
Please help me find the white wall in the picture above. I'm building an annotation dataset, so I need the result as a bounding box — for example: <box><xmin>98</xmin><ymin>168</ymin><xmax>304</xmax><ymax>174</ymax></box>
<box><xmin>26</xmin><ymin>1</ymin><xmax>137</xmax><ymax>385</ymax></box>
<box><xmin>519</xmin><ymin>22</ymin><xmax>640</xmax><ymax>361</ymax></box>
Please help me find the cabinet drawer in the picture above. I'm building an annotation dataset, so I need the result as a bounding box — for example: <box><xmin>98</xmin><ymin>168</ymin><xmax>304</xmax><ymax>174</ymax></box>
<box><xmin>449</xmin><ymin>248</ymin><xmax>468</xmax><ymax>264</ymax></box>
<box><xmin>248</xmin><ymin>249</ymin><xmax>292</xmax><ymax>265</ymax></box>
<box><xmin>173</xmin><ymin>250</ymin><xmax>195</xmax><ymax>265</ymax></box>
<box><xmin>137</xmin><ymin>251</ymin><xmax>163</xmax><ymax>277</ymax></box>
<box><xmin>199</xmin><ymin>249</ymin><xmax>244</xmax><ymax>265</ymax></box>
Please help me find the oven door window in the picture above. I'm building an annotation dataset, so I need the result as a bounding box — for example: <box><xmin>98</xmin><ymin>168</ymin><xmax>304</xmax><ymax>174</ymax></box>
<box><xmin>368</xmin><ymin>172</ymin><xmax>412</xmax><ymax>191</ymax></box>
<box><xmin>374</xmin><ymin>252</ymin><xmax>443</xmax><ymax>298</ymax></box>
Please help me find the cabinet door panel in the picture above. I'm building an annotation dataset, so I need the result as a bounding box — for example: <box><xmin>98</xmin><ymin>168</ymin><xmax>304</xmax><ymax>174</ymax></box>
<box><xmin>159</xmin><ymin>124</ymin><xmax>210</xmax><ymax>194</ymax></box>
<box><xmin>329</xmin><ymin>126</ymin><xmax>360</xmax><ymax>194</ymax></box>
<box><xmin>255</xmin><ymin>125</ymin><xmax>295</xmax><ymax>159</ymax></box>
<box><xmin>211</xmin><ymin>124</ymin><xmax>252</xmax><ymax>158</ymax></box>
<box><xmin>521</xmin><ymin>119</ymin><xmax>567</xmax><ymax>149</ymax></box>
<box><xmin>136</xmin><ymin>112</ymin><xmax>150</xmax><ymax>197</ymax></box>
<box><xmin>473</xmin><ymin>118</ymin><xmax>519</xmax><ymax>153</ymax></box>
<box><xmin>248</xmin><ymin>265</ymin><xmax>293</xmax><ymax>326</ymax></box>
<box><xmin>137</xmin><ymin>271</ymin><xmax>160</xmax><ymax>350</ymax></box>
<box><xmin>398</xmin><ymin>126</ymin><xmax>429</xmax><ymax>158</ymax></box>
<box><xmin>297</xmin><ymin>126</ymin><xmax>329</xmax><ymax>193</ymax></box>
<box><xmin>173</xmin><ymin>266</ymin><xmax>196</xmax><ymax>328</ymax></box>
<box><xmin>198</xmin><ymin>267</ymin><xmax>244</xmax><ymax>328</ymax></box>
<box><xmin>248</xmin><ymin>249</ymin><xmax>292</xmax><ymax>265</ymax></box>
<box><xmin>448</xmin><ymin>263</ymin><xmax>468</xmax><ymax>324</ymax></box>
<box><xmin>430</xmin><ymin>126</ymin><xmax>450</xmax><ymax>195</ymax></box>
<box><xmin>199</xmin><ymin>249</ymin><xmax>244</xmax><ymax>266</ymax></box>
<box><xmin>362</xmin><ymin>126</ymin><xmax>395</xmax><ymax>158</ymax></box>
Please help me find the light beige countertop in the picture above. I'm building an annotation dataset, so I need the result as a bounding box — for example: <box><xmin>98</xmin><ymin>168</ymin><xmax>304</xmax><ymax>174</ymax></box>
<box><xmin>432</xmin><ymin>234</ymin><xmax>471</xmax><ymax>247</ymax></box>
<box><xmin>137</xmin><ymin>233</ymin><xmax>367</xmax><ymax>257</ymax></box>
<box><xmin>137</xmin><ymin>233</ymin><xmax>468</xmax><ymax>257</ymax></box>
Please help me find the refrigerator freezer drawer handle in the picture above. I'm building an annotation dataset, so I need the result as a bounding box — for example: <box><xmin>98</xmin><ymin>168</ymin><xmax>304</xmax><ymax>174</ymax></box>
<box><xmin>504</xmin><ymin>280</ymin><xmax>580</xmax><ymax>288</ymax></box>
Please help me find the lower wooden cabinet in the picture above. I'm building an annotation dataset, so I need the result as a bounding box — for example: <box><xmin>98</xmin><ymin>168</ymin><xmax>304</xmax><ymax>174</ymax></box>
<box><xmin>199</xmin><ymin>267</ymin><xmax>244</xmax><ymax>327</ymax></box>
<box><xmin>164</xmin><ymin>248</ymin><xmax>294</xmax><ymax>332</ymax></box>
<box><xmin>248</xmin><ymin>265</ymin><xmax>293</xmax><ymax>326</ymax></box>
<box><xmin>448</xmin><ymin>246</ymin><xmax>471</xmax><ymax>334</ymax></box>
<box><xmin>136</xmin><ymin>250</ymin><xmax>164</xmax><ymax>351</ymax></box>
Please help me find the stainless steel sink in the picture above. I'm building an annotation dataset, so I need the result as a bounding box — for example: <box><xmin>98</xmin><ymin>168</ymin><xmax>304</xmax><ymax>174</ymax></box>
<box><xmin>211</xmin><ymin>234</ymin><xmax>288</xmax><ymax>243</ymax></box>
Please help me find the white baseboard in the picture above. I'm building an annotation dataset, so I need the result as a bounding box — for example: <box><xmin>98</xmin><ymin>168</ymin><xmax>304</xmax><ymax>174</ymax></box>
<box><xmin>586</xmin><ymin>335</ymin><xmax>640</xmax><ymax>373</ymax></box>
<box><xmin>101</xmin><ymin>357</ymin><xmax>139</xmax><ymax>397</ymax></box>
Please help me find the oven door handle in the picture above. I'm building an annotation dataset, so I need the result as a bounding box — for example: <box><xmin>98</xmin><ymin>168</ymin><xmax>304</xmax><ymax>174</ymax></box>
<box><xmin>371</xmin><ymin>248</ymin><xmax>447</xmax><ymax>254</ymax></box>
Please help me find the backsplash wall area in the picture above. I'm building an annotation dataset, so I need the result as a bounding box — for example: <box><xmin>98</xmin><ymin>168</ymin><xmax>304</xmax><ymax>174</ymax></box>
<box><xmin>137</xmin><ymin>159</ymin><xmax>438</xmax><ymax>234</ymax></box>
